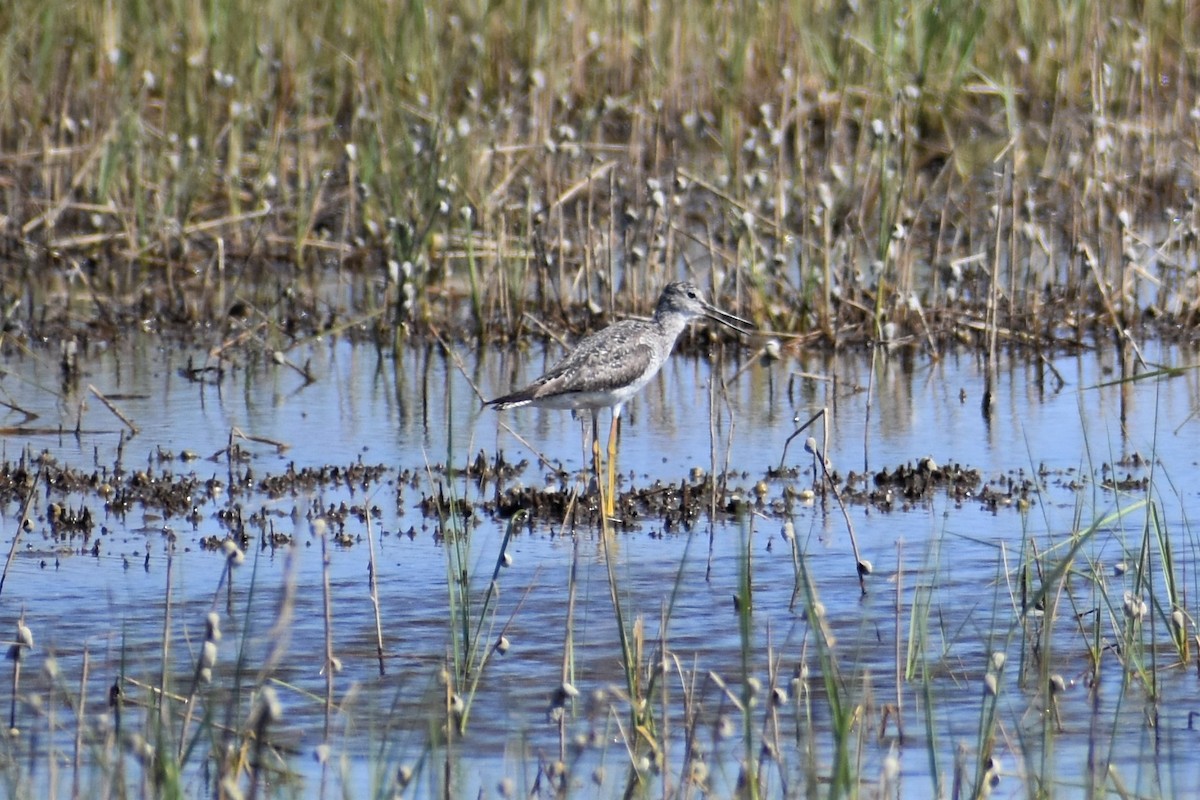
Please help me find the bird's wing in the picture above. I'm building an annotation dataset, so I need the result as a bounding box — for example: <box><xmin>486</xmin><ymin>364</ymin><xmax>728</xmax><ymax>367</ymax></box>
<box><xmin>529</xmin><ymin>322</ymin><xmax>656</xmax><ymax>400</ymax></box>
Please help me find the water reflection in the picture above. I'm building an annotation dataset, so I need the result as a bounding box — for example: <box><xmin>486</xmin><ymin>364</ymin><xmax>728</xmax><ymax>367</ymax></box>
<box><xmin>0</xmin><ymin>335</ymin><xmax>1197</xmax><ymax>796</ymax></box>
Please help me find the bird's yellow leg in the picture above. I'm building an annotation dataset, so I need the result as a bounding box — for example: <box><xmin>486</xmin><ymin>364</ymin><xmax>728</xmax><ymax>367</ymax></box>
<box><xmin>605</xmin><ymin>411</ymin><xmax>619</xmax><ymax>517</ymax></box>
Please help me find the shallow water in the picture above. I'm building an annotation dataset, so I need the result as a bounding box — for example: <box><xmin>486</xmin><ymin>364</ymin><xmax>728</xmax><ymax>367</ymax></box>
<box><xmin>1</xmin><ymin>332</ymin><xmax>1198</xmax><ymax>798</ymax></box>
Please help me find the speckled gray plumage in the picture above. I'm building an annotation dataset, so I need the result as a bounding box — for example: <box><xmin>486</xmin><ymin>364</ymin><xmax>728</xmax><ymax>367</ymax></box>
<box><xmin>487</xmin><ymin>281</ymin><xmax>741</xmax><ymax>413</ymax></box>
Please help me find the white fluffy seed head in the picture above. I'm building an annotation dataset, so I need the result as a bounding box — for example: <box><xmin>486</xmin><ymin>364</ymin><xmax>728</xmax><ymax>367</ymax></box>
<box><xmin>221</xmin><ymin>539</ymin><xmax>244</xmax><ymax>565</ymax></box>
<box><xmin>201</xmin><ymin>641</ymin><xmax>218</xmax><ymax>670</ymax></box>
<box><xmin>882</xmin><ymin>751</ymin><xmax>900</xmax><ymax>781</ymax></box>
<box><xmin>205</xmin><ymin>612</ymin><xmax>222</xmax><ymax>642</ymax></box>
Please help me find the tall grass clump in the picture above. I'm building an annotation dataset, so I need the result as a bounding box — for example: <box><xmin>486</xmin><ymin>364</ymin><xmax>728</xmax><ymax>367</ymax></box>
<box><xmin>787</xmin><ymin>514</ymin><xmax>859</xmax><ymax>799</ymax></box>
<box><xmin>430</xmin><ymin>384</ymin><xmax>528</xmax><ymax>750</ymax></box>
<box><xmin>0</xmin><ymin>0</ymin><xmax>1196</xmax><ymax>350</ymax></box>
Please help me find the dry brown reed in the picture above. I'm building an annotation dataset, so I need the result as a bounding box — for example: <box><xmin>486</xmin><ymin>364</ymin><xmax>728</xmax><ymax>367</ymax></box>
<box><xmin>0</xmin><ymin>1</ymin><xmax>1196</xmax><ymax>354</ymax></box>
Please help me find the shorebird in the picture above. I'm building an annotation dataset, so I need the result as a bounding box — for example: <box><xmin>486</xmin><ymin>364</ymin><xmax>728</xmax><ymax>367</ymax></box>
<box><xmin>487</xmin><ymin>281</ymin><xmax>752</xmax><ymax>517</ymax></box>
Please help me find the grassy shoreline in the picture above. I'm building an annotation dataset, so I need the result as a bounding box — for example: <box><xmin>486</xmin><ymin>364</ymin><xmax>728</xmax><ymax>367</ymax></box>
<box><xmin>1</xmin><ymin>0</ymin><xmax>1198</xmax><ymax>348</ymax></box>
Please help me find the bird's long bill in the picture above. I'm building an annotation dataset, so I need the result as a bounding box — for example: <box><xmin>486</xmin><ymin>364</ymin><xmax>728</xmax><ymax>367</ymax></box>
<box><xmin>702</xmin><ymin>301</ymin><xmax>756</xmax><ymax>336</ymax></box>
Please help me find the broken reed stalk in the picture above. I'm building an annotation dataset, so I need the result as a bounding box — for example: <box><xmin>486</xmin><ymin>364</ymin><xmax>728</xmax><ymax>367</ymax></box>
<box><xmin>777</xmin><ymin>406</ymin><xmax>868</xmax><ymax>592</ymax></box>
<box><xmin>735</xmin><ymin>518</ymin><xmax>760</xmax><ymax>800</ymax></box>
<box><xmin>807</xmin><ymin>435</ymin><xmax>871</xmax><ymax>595</ymax></box>
<box><xmin>8</xmin><ymin>616</ymin><xmax>32</xmax><ymax>732</ymax></box>
<box><xmin>706</xmin><ymin>363</ymin><xmax>721</xmax><ymax>580</ymax></box>
<box><xmin>864</xmin><ymin>346</ymin><xmax>877</xmax><ymax>473</ymax></box>
<box><xmin>157</xmin><ymin>547</ymin><xmax>174</xmax><ymax>734</ymax></box>
<box><xmin>983</xmin><ymin>166</ymin><xmax>1004</xmax><ymax>420</ymax></box>
<box><xmin>318</xmin><ymin>519</ymin><xmax>336</xmax><ymax>743</ymax></box>
<box><xmin>88</xmin><ymin>384</ymin><xmax>139</xmax><ymax>435</ymax></box>
<box><xmin>558</xmin><ymin>535</ymin><xmax>581</xmax><ymax>762</ymax></box>
<box><xmin>364</xmin><ymin>510</ymin><xmax>387</xmax><ymax>676</ymax></box>
<box><xmin>271</xmin><ymin>350</ymin><xmax>315</xmax><ymax>384</ymax></box>
<box><xmin>230</xmin><ymin>426</ymin><xmax>290</xmax><ymax>454</ymax></box>
<box><xmin>776</xmin><ymin>408</ymin><xmax>826</xmax><ymax>472</ymax></box>
<box><xmin>0</xmin><ymin>461</ymin><xmax>43</xmax><ymax>599</ymax></box>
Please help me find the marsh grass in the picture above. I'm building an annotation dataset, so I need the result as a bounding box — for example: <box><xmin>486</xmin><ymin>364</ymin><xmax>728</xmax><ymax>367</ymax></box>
<box><xmin>2</xmin><ymin>0</ymin><xmax>1199</xmax><ymax>353</ymax></box>
<box><xmin>433</xmin><ymin>390</ymin><xmax>527</xmax><ymax>745</ymax></box>
<box><xmin>788</xmin><ymin>516</ymin><xmax>856</xmax><ymax>799</ymax></box>
<box><xmin>768</xmin><ymin>393</ymin><xmax>1196</xmax><ymax>800</ymax></box>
